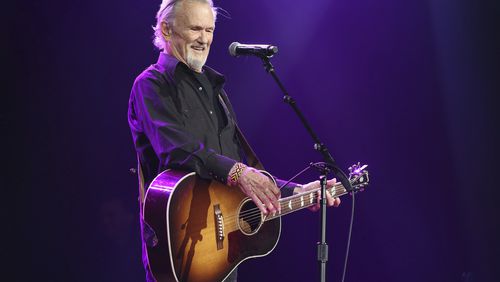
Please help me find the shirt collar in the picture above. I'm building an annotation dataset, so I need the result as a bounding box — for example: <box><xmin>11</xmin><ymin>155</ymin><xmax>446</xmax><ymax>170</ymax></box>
<box><xmin>156</xmin><ymin>52</ymin><xmax>226</xmax><ymax>87</ymax></box>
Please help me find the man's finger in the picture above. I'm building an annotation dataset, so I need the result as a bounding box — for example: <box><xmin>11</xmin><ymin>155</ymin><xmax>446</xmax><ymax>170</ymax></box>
<box><xmin>334</xmin><ymin>197</ymin><xmax>341</xmax><ymax>207</ymax></box>
<box><xmin>326</xmin><ymin>190</ymin><xmax>335</xmax><ymax>206</ymax></box>
<box><xmin>327</xmin><ymin>178</ymin><xmax>337</xmax><ymax>184</ymax></box>
<box><xmin>266</xmin><ymin>178</ymin><xmax>280</xmax><ymax>196</ymax></box>
<box><xmin>312</xmin><ymin>201</ymin><xmax>320</xmax><ymax>212</ymax></box>
<box><xmin>262</xmin><ymin>185</ymin><xmax>280</xmax><ymax>212</ymax></box>
<box><xmin>318</xmin><ymin>190</ymin><xmax>333</xmax><ymax>207</ymax></box>
<box><xmin>255</xmin><ymin>188</ymin><xmax>275</xmax><ymax>213</ymax></box>
<box><xmin>251</xmin><ymin>194</ymin><xmax>267</xmax><ymax>214</ymax></box>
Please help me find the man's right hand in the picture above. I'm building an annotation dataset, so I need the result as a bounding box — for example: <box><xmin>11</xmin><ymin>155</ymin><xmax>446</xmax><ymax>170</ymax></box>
<box><xmin>236</xmin><ymin>167</ymin><xmax>281</xmax><ymax>215</ymax></box>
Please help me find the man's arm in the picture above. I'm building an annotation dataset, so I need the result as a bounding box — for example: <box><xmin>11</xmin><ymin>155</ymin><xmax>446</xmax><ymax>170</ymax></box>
<box><xmin>130</xmin><ymin>74</ymin><xmax>235</xmax><ymax>183</ymax></box>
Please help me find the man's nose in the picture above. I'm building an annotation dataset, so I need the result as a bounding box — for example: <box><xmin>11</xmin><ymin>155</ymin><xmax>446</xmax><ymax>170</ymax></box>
<box><xmin>198</xmin><ymin>31</ymin><xmax>209</xmax><ymax>44</ymax></box>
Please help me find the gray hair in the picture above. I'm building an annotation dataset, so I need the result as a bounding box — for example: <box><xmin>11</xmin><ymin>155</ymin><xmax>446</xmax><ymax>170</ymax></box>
<box><xmin>152</xmin><ymin>0</ymin><xmax>218</xmax><ymax>50</ymax></box>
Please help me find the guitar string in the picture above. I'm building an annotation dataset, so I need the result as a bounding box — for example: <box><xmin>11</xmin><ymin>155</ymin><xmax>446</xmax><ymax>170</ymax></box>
<box><xmin>223</xmin><ymin>185</ymin><xmax>342</xmax><ymax>224</ymax></box>
<box><xmin>226</xmin><ymin>183</ymin><xmax>346</xmax><ymax>220</ymax></box>
<box><xmin>206</xmin><ymin>186</ymin><xmax>353</xmax><ymax>234</ymax></box>
<box><xmin>222</xmin><ymin>185</ymin><xmax>349</xmax><ymax>227</ymax></box>
<box><xmin>228</xmin><ymin>176</ymin><xmax>365</xmax><ymax>221</ymax></box>
<box><xmin>226</xmin><ymin>194</ymin><xmax>346</xmax><ymax>229</ymax></box>
<box><xmin>223</xmin><ymin>185</ymin><xmax>348</xmax><ymax>225</ymax></box>
<box><xmin>223</xmin><ymin>173</ymin><xmax>368</xmax><ymax>227</ymax></box>
<box><xmin>198</xmin><ymin>177</ymin><xmax>365</xmax><ymax>234</ymax></box>
<box><xmin>240</xmin><ymin>190</ymin><xmax>350</xmax><ymax>227</ymax></box>
<box><xmin>169</xmin><ymin>179</ymin><xmax>364</xmax><ymax>237</ymax></box>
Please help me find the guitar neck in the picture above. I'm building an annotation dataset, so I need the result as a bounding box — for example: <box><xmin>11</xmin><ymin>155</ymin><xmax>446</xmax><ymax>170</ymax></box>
<box><xmin>265</xmin><ymin>183</ymin><xmax>348</xmax><ymax>221</ymax></box>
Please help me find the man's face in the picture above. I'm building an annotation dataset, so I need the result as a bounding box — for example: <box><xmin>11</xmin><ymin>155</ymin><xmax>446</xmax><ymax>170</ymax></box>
<box><xmin>165</xmin><ymin>1</ymin><xmax>215</xmax><ymax>72</ymax></box>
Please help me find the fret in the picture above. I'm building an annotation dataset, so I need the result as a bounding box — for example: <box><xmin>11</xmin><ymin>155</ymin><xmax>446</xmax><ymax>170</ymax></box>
<box><xmin>266</xmin><ymin>180</ymin><xmax>355</xmax><ymax>222</ymax></box>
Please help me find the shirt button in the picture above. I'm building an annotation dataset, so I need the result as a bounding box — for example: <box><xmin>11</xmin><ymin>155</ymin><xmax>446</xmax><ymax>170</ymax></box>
<box><xmin>198</xmin><ymin>86</ymin><xmax>203</xmax><ymax>91</ymax></box>
<box><xmin>209</xmin><ymin>110</ymin><xmax>213</xmax><ymax>115</ymax></box>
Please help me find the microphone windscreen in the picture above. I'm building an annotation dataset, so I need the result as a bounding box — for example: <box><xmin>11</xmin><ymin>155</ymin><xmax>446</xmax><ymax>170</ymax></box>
<box><xmin>228</xmin><ymin>42</ymin><xmax>240</xmax><ymax>57</ymax></box>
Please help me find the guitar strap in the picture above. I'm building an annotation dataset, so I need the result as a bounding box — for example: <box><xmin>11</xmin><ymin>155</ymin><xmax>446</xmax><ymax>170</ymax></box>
<box><xmin>136</xmin><ymin>92</ymin><xmax>265</xmax><ymax>205</ymax></box>
<box><xmin>137</xmin><ymin>154</ymin><xmax>146</xmax><ymax>206</ymax></box>
<box><xmin>233</xmin><ymin>124</ymin><xmax>265</xmax><ymax>170</ymax></box>
<box><xmin>217</xmin><ymin>92</ymin><xmax>265</xmax><ymax>171</ymax></box>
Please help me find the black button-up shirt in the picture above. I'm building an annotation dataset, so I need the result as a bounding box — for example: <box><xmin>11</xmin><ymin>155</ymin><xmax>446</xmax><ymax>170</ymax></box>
<box><xmin>128</xmin><ymin>53</ymin><xmax>242</xmax><ymax>187</ymax></box>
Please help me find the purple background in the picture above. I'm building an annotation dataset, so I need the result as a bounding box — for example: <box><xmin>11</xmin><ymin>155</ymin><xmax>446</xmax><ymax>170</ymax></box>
<box><xmin>5</xmin><ymin>0</ymin><xmax>500</xmax><ymax>281</ymax></box>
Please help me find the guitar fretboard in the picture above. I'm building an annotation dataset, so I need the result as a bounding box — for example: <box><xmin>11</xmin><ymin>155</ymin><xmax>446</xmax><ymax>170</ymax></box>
<box><xmin>265</xmin><ymin>183</ymin><xmax>348</xmax><ymax>221</ymax></box>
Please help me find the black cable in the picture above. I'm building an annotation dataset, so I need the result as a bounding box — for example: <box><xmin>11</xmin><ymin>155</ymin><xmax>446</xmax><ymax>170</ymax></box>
<box><xmin>278</xmin><ymin>162</ymin><xmax>324</xmax><ymax>189</ymax></box>
<box><xmin>341</xmin><ymin>191</ymin><xmax>355</xmax><ymax>282</ymax></box>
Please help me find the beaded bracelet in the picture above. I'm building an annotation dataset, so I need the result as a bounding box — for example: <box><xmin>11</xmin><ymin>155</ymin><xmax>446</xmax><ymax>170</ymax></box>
<box><xmin>228</xmin><ymin>162</ymin><xmax>247</xmax><ymax>186</ymax></box>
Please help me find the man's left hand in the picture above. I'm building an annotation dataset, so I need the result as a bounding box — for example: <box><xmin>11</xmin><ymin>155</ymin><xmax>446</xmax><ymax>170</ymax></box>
<box><xmin>298</xmin><ymin>178</ymin><xmax>341</xmax><ymax>212</ymax></box>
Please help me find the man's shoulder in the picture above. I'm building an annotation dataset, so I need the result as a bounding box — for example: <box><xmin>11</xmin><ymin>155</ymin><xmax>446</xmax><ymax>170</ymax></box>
<box><xmin>133</xmin><ymin>63</ymin><xmax>172</xmax><ymax>87</ymax></box>
<box><xmin>130</xmin><ymin>63</ymin><xmax>178</xmax><ymax>103</ymax></box>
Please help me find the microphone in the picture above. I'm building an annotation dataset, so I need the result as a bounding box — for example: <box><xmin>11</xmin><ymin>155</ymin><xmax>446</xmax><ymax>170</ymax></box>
<box><xmin>228</xmin><ymin>42</ymin><xmax>278</xmax><ymax>57</ymax></box>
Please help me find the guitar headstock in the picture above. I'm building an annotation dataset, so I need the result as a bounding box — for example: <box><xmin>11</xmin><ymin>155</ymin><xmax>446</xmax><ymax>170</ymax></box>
<box><xmin>348</xmin><ymin>162</ymin><xmax>369</xmax><ymax>192</ymax></box>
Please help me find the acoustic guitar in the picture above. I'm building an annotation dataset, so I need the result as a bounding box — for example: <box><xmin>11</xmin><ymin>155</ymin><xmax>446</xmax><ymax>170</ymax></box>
<box><xmin>143</xmin><ymin>164</ymin><xmax>369</xmax><ymax>282</ymax></box>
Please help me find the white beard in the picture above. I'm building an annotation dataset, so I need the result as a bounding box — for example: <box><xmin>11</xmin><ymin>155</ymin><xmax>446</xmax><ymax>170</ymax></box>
<box><xmin>186</xmin><ymin>51</ymin><xmax>207</xmax><ymax>71</ymax></box>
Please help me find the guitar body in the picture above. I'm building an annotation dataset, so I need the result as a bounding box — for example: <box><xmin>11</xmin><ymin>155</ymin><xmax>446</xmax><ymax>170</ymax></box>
<box><xmin>143</xmin><ymin>170</ymin><xmax>281</xmax><ymax>282</ymax></box>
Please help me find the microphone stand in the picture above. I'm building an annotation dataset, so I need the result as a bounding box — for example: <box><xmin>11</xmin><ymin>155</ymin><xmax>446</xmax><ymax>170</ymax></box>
<box><xmin>259</xmin><ymin>55</ymin><xmax>353</xmax><ymax>282</ymax></box>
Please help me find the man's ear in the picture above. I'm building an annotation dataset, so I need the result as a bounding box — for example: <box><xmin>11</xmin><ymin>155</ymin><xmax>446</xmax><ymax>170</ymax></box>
<box><xmin>161</xmin><ymin>22</ymin><xmax>171</xmax><ymax>41</ymax></box>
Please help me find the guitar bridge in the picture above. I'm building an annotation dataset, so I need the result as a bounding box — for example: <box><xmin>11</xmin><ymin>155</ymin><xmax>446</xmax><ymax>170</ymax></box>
<box><xmin>214</xmin><ymin>204</ymin><xmax>224</xmax><ymax>250</ymax></box>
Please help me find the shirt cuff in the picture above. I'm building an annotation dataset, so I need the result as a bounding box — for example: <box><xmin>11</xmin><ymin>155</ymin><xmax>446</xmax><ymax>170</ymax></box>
<box><xmin>275</xmin><ymin>178</ymin><xmax>302</xmax><ymax>198</ymax></box>
<box><xmin>206</xmin><ymin>153</ymin><xmax>237</xmax><ymax>184</ymax></box>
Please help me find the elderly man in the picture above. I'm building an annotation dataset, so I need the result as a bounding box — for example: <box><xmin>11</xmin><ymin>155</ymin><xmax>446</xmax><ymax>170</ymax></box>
<box><xmin>128</xmin><ymin>0</ymin><xmax>340</xmax><ymax>281</ymax></box>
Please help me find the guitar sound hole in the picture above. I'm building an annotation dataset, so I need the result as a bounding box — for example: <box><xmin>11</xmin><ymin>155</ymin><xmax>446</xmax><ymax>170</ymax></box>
<box><xmin>238</xmin><ymin>199</ymin><xmax>263</xmax><ymax>236</ymax></box>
